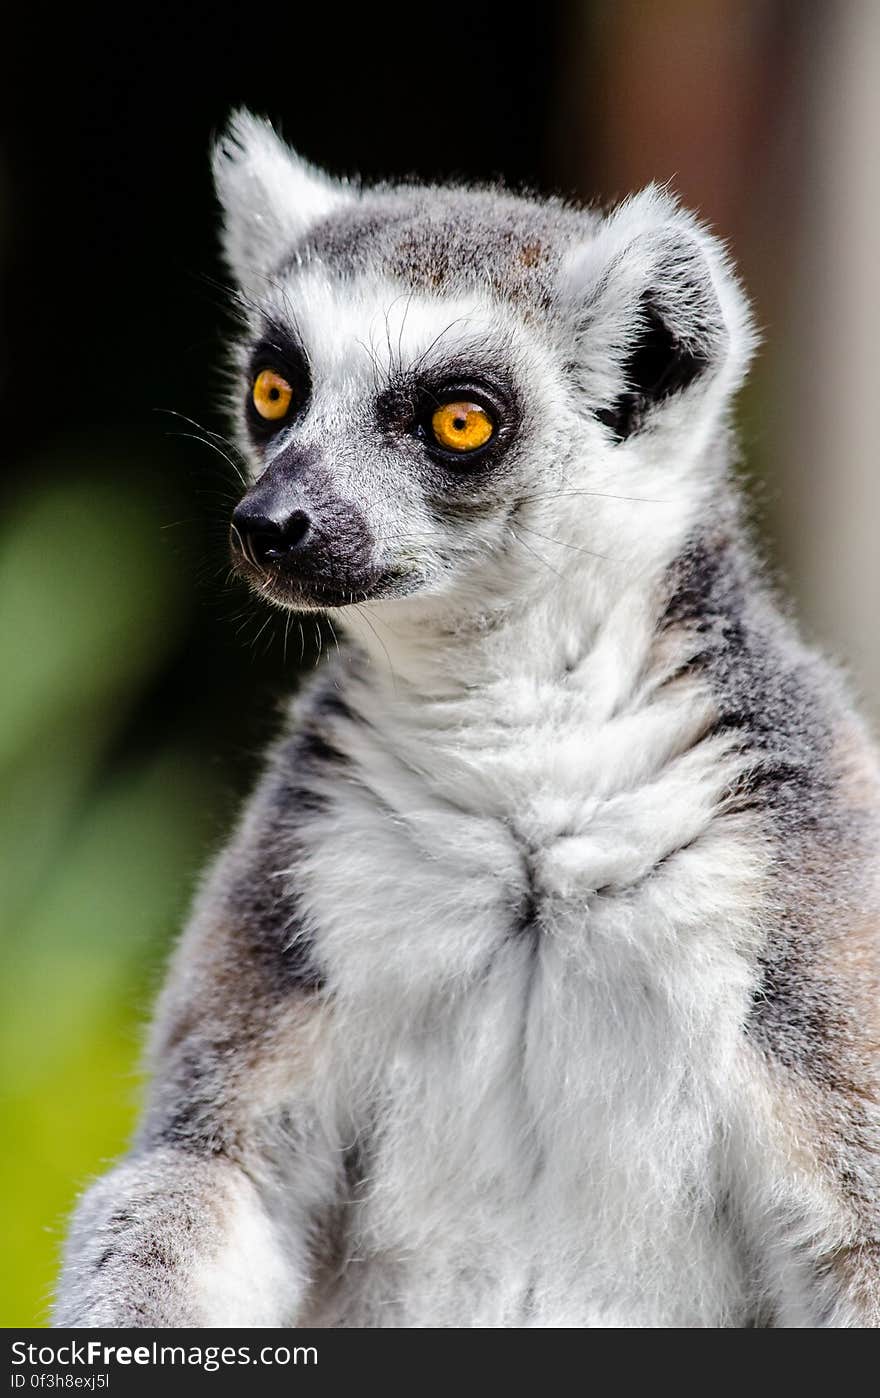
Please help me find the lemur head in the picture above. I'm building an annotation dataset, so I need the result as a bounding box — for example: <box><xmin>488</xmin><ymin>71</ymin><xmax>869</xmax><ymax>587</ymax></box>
<box><xmin>214</xmin><ymin>111</ymin><xmax>755</xmax><ymax>622</ymax></box>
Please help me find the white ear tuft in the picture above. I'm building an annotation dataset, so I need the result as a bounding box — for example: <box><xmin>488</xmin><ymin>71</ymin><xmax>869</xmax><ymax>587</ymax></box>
<box><xmin>561</xmin><ymin>185</ymin><xmax>756</xmax><ymax>439</ymax></box>
<box><xmin>211</xmin><ymin>109</ymin><xmax>352</xmax><ymax>296</ymax></box>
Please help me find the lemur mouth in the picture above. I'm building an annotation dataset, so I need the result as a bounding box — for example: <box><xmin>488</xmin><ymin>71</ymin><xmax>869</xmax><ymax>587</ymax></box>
<box><xmin>229</xmin><ymin>528</ymin><xmax>411</xmax><ymax>611</ymax></box>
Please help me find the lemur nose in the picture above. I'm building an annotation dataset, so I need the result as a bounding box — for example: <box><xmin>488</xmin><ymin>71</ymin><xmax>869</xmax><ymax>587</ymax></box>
<box><xmin>231</xmin><ymin>506</ymin><xmax>312</xmax><ymax>571</ymax></box>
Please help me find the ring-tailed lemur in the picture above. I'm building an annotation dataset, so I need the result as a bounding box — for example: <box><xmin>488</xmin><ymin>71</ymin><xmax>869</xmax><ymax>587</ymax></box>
<box><xmin>55</xmin><ymin>112</ymin><xmax>880</xmax><ymax>1328</ymax></box>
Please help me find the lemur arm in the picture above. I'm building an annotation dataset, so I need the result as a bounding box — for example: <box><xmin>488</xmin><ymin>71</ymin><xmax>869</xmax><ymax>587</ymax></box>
<box><xmin>774</xmin><ymin>1240</ymin><xmax>880</xmax><ymax>1327</ymax></box>
<box><xmin>734</xmin><ymin>1059</ymin><xmax>880</xmax><ymax>1328</ymax></box>
<box><xmin>53</xmin><ymin>756</ymin><xmax>342</xmax><ymax>1328</ymax></box>
<box><xmin>52</xmin><ymin>1145</ymin><xmax>313</xmax><ymax>1328</ymax></box>
<box><xmin>745</xmin><ymin>1179</ymin><xmax>880</xmax><ymax>1328</ymax></box>
<box><xmin>759</xmin><ymin>1167</ymin><xmax>880</xmax><ymax>1327</ymax></box>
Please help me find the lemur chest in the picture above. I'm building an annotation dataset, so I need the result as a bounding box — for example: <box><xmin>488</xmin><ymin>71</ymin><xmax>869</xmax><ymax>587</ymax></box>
<box><xmin>293</xmin><ymin>700</ymin><xmax>758</xmax><ymax>1322</ymax></box>
<box><xmin>301</xmin><ymin>722</ymin><xmax>752</xmax><ymax>1074</ymax></box>
<box><xmin>297</xmin><ymin>687</ymin><xmax>752</xmax><ymax>1016</ymax></box>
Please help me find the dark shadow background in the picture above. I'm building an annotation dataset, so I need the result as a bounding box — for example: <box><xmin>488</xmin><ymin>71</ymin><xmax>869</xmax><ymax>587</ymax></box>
<box><xmin>3</xmin><ymin>0</ymin><xmax>878</xmax><ymax>1324</ymax></box>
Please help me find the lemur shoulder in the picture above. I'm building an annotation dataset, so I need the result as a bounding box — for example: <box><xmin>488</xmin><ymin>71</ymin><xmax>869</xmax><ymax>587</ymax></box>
<box><xmin>55</xmin><ymin>112</ymin><xmax>880</xmax><ymax>1328</ymax></box>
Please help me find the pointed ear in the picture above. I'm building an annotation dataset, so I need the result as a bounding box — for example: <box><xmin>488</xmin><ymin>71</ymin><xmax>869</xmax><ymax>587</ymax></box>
<box><xmin>211</xmin><ymin>109</ymin><xmax>353</xmax><ymax>295</ymax></box>
<box><xmin>561</xmin><ymin>187</ymin><xmax>755</xmax><ymax>441</ymax></box>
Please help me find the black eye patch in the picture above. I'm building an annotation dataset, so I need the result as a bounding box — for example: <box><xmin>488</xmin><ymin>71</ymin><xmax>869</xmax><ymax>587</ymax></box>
<box><xmin>245</xmin><ymin>319</ymin><xmax>312</xmax><ymax>440</ymax></box>
<box><xmin>376</xmin><ymin>359</ymin><xmax>521</xmax><ymax>456</ymax></box>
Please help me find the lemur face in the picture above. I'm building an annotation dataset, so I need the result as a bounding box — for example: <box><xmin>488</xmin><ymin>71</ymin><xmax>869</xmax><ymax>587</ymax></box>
<box><xmin>229</xmin><ymin>274</ymin><xmax>561</xmax><ymax>611</ymax></box>
<box><xmin>216</xmin><ymin>114</ymin><xmax>754</xmax><ymax>617</ymax></box>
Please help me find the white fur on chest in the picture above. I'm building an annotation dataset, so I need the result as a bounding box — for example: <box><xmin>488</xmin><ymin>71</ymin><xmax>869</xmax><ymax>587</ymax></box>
<box><xmin>291</xmin><ymin>666</ymin><xmax>767</xmax><ymax>1326</ymax></box>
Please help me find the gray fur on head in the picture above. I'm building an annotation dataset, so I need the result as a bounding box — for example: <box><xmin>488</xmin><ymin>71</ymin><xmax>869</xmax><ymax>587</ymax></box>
<box><xmin>53</xmin><ymin>112</ymin><xmax>880</xmax><ymax>1329</ymax></box>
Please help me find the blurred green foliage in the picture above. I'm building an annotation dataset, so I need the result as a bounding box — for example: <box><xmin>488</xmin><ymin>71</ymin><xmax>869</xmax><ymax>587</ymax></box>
<box><xmin>0</xmin><ymin>459</ymin><xmax>227</xmax><ymax>1326</ymax></box>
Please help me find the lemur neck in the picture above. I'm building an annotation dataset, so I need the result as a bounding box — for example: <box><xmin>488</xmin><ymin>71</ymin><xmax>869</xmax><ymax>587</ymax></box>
<box><xmin>335</xmin><ymin>554</ymin><xmax>669</xmax><ymax>711</ymax></box>
<box><xmin>336</xmin><ymin>456</ymin><xmax>742</xmax><ymax>706</ymax></box>
<box><xmin>335</xmin><ymin>488</ymin><xmax>745</xmax><ymax>722</ymax></box>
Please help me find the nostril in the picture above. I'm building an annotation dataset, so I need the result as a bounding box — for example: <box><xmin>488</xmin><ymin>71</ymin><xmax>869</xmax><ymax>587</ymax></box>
<box><xmin>252</xmin><ymin>531</ymin><xmax>287</xmax><ymax>566</ymax></box>
<box><xmin>231</xmin><ymin>507</ymin><xmax>312</xmax><ymax>570</ymax></box>
<box><xmin>257</xmin><ymin>511</ymin><xmax>311</xmax><ymax>564</ymax></box>
<box><xmin>278</xmin><ymin>510</ymin><xmax>311</xmax><ymax>552</ymax></box>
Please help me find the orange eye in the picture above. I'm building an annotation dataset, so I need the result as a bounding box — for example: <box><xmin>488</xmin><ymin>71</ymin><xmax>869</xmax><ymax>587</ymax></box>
<box><xmin>430</xmin><ymin>400</ymin><xmax>495</xmax><ymax>453</ymax></box>
<box><xmin>252</xmin><ymin>368</ymin><xmax>293</xmax><ymax>421</ymax></box>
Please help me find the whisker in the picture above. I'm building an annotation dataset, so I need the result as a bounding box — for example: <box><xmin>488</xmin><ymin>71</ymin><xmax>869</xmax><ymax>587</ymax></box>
<box><xmin>325</xmin><ymin>616</ymin><xmax>343</xmax><ymax>663</ymax></box>
<box><xmin>398</xmin><ymin>289</ymin><xmax>419</xmax><ymax>376</ymax></box>
<box><xmin>355</xmin><ymin>605</ymin><xmax>399</xmax><ymax>695</ymax></box>
<box><xmin>509</xmin><ymin>527</ymin><xmax>564</xmax><ymax>580</ymax></box>
<box><xmin>516</xmin><ymin>488</ymin><xmax>672</xmax><ymax>506</ymax></box>
<box><xmin>410</xmin><ymin>316</ymin><xmax>475</xmax><ymax>374</ymax></box>
<box><xmin>157</xmin><ymin>411</ymin><xmax>249</xmax><ymax>489</ymax></box>
<box><xmin>355</xmin><ymin>336</ymin><xmax>383</xmax><ymax>392</ymax></box>
<box><xmin>514</xmin><ymin>520</ymin><xmax>611</xmax><ymax>562</ymax></box>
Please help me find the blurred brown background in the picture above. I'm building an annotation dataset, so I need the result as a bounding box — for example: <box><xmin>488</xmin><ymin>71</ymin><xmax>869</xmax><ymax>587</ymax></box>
<box><xmin>1</xmin><ymin>0</ymin><xmax>878</xmax><ymax>1325</ymax></box>
<box><xmin>563</xmin><ymin>0</ymin><xmax>880</xmax><ymax>716</ymax></box>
